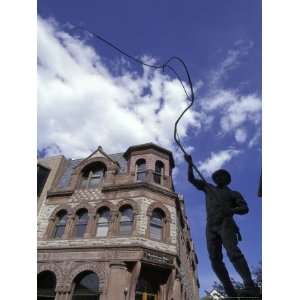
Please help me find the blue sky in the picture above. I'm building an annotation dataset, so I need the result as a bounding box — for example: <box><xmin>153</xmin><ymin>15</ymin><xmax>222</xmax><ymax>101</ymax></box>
<box><xmin>38</xmin><ymin>0</ymin><xmax>261</xmax><ymax>295</ymax></box>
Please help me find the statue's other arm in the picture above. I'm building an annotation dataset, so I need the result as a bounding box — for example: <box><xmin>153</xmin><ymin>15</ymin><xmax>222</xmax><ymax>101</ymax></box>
<box><xmin>232</xmin><ymin>192</ymin><xmax>249</xmax><ymax>215</ymax></box>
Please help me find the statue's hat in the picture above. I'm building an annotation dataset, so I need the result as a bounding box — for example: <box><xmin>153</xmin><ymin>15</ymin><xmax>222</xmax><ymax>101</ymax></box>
<box><xmin>212</xmin><ymin>169</ymin><xmax>231</xmax><ymax>185</ymax></box>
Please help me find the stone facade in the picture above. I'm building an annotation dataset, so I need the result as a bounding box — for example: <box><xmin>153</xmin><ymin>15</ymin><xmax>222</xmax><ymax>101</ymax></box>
<box><xmin>37</xmin><ymin>143</ymin><xmax>200</xmax><ymax>300</ymax></box>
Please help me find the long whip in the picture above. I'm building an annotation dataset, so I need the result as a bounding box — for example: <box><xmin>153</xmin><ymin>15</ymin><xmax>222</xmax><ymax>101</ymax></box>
<box><xmin>73</xmin><ymin>26</ymin><xmax>206</xmax><ymax>182</ymax></box>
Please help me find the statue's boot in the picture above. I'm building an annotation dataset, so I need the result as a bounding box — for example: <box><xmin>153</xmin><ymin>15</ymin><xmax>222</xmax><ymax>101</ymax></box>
<box><xmin>211</xmin><ymin>260</ymin><xmax>238</xmax><ymax>297</ymax></box>
<box><xmin>238</xmin><ymin>286</ymin><xmax>261</xmax><ymax>298</ymax></box>
<box><xmin>231</xmin><ymin>255</ymin><xmax>255</xmax><ymax>288</ymax></box>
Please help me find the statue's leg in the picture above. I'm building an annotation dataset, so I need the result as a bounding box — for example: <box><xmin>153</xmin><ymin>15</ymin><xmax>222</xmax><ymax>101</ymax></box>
<box><xmin>206</xmin><ymin>226</ymin><xmax>237</xmax><ymax>297</ymax></box>
<box><xmin>221</xmin><ymin>224</ymin><xmax>254</xmax><ymax>288</ymax></box>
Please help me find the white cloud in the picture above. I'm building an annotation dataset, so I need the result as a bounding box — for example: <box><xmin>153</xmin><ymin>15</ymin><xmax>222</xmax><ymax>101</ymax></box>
<box><xmin>202</xmin><ymin>89</ymin><xmax>236</xmax><ymax>111</ymax></box>
<box><xmin>248</xmin><ymin>130</ymin><xmax>261</xmax><ymax>148</ymax></box>
<box><xmin>235</xmin><ymin>128</ymin><xmax>248</xmax><ymax>143</ymax></box>
<box><xmin>209</xmin><ymin>40</ymin><xmax>254</xmax><ymax>88</ymax></box>
<box><xmin>37</xmin><ymin>16</ymin><xmax>202</xmax><ymax>158</ymax></box>
<box><xmin>201</xmin><ymin>89</ymin><xmax>261</xmax><ymax>144</ymax></box>
<box><xmin>220</xmin><ymin>94</ymin><xmax>261</xmax><ymax>133</ymax></box>
<box><xmin>198</xmin><ymin>40</ymin><xmax>261</xmax><ymax>146</ymax></box>
<box><xmin>198</xmin><ymin>149</ymin><xmax>241</xmax><ymax>176</ymax></box>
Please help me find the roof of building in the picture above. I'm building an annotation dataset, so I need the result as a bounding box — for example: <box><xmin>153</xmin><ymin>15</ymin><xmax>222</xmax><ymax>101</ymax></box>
<box><xmin>123</xmin><ymin>143</ymin><xmax>175</xmax><ymax>168</ymax></box>
<box><xmin>56</xmin><ymin>153</ymin><xmax>128</xmax><ymax>189</ymax></box>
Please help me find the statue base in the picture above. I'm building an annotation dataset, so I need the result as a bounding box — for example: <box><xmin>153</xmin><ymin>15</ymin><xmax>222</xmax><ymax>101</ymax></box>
<box><xmin>222</xmin><ymin>287</ymin><xmax>261</xmax><ymax>299</ymax></box>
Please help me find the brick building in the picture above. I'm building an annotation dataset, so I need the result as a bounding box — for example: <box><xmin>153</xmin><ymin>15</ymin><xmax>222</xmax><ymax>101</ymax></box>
<box><xmin>37</xmin><ymin>143</ymin><xmax>200</xmax><ymax>300</ymax></box>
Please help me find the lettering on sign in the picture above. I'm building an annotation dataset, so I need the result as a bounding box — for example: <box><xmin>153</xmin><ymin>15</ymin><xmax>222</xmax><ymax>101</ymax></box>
<box><xmin>143</xmin><ymin>250</ymin><xmax>173</xmax><ymax>266</ymax></box>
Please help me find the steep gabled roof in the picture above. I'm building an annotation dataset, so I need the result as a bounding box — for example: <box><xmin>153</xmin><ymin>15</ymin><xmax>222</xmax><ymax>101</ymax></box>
<box><xmin>56</xmin><ymin>150</ymin><xmax>128</xmax><ymax>189</ymax></box>
<box><xmin>74</xmin><ymin>146</ymin><xmax>119</xmax><ymax>170</ymax></box>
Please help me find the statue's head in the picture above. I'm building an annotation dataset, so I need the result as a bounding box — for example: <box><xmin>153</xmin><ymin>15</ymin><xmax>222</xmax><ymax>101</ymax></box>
<box><xmin>212</xmin><ymin>169</ymin><xmax>231</xmax><ymax>187</ymax></box>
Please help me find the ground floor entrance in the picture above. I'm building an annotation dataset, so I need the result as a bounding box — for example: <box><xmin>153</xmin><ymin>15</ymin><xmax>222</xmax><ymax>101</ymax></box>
<box><xmin>135</xmin><ymin>292</ymin><xmax>158</xmax><ymax>300</ymax></box>
<box><xmin>135</xmin><ymin>263</ymin><xmax>171</xmax><ymax>300</ymax></box>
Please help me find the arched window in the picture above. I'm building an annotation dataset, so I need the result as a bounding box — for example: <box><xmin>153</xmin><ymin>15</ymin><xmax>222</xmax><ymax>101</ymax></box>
<box><xmin>71</xmin><ymin>271</ymin><xmax>100</xmax><ymax>300</ymax></box>
<box><xmin>37</xmin><ymin>271</ymin><xmax>56</xmax><ymax>300</ymax></box>
<box><xmin>150</xmin><ymin>208</ymin><xmax>165</xmax><ymax>240</ymax></box>
<box><xmin>136</xmin><ymin>159</ymin><xmax>146</xmax><ymax>182</ymax></box>
<box><xmin>96</xmin><ymin>207</ymin><xmax>111</xmax><ymax>237</ymax></box>
<box><xmin>119</xmin><ymin>205</ymin><xmax>134</xmax><ymax>235</ymax></box>
<box><xmin>80</xmin><ymin>162</ymin><xmax>106</xmax><ymax>189</ymax></box>
<box><xmin>154</xmin><ymin>161</ymin><xmax>164</xmax><ymax>184</ymax></box>
<box><xmin>52</xmin><ymin>210</ymin><xmax>67</xmax><ymax>239</ymax></box>
<box><xmin>74</xmin><ymin>209</ymin><xmax>89</xmax><ymax>238</ymax></box>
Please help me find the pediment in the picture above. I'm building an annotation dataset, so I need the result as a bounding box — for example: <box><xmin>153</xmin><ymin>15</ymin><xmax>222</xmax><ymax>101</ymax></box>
<box><xmin>73</xmin><ymin>146</ymin><xmax>119</xmax><ymax>171</ymax></box>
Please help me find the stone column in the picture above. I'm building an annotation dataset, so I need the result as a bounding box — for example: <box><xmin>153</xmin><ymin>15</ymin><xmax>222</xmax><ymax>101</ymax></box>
<box><xmin>145</xmin><ymin>169</ymin><xmax>153</xmax><ymax>184</ymax></box>
<box><xmin>55</xmin><ymin>285</ymin><xmax>72</xmax><ymax>300</ymax></box>
<box><xmin>172</xmin><ymin>273</ymin><xmax>182</xmax><ymax>300</ymax></box>
<box><xmin>55</xmin><ymin>292</ymin><xmax>71</xmax><ymax>300</ymax></box>
<box><xmin>106</xmin><ymin>262</ymin><xmax>129</xmax><ymax>300</ymax></box>
<box><xmin>128</xmin><ymin>261</ymin><xmax>141</xmax><ymax>300</ymax></box>
<box><xmin>44</xmin><ymin>217</ymin><xmax>55</xmax><ymax>239</ymax></box>
<box><xmin>165</xmin><ymin>269</ymin><xmax>176</xmax><ymax>300</ymax></box>
<box><xmin>110</xmin><ymin>209</ymin><xmax>119</xmax><ymax>236</ymax></box>
<box><xmin>84</xmin><ymin>213</ymin><xmax>96</xmax><ymax>238</ymax></box>
<box><xmin>63</xmin><ymin>214</ymin><xmax>75</xmax><ymax>239</ymax></box>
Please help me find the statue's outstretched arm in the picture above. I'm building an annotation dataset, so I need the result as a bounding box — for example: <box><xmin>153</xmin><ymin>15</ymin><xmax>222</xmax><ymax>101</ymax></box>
<box><xmin>187</xmin><ymin>162</ymin><xmax>206</xmax><ymax>191</ymax></box>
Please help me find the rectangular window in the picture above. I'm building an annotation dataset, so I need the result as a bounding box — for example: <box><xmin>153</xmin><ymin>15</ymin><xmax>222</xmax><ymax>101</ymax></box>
<box><xmin>137</xmin><ymin>172</ymin><xmax>146</xmax><ymax>182</ymax></box>
<box><xmin>120</xmin><ymin>221</ymin><xmax>132</xmax><ymax>235</ymax></box>
<box><xmin>53</xmin><ymin>225</ymin><xmax>65</xmax><ymax>238</ymax></box>
<box><xmin>96</xmin><ymin>224</ymin><xmax>108</xmax><ymax>237</ymax></box>
<box><xmin>75</xmin><ymin>224</ymin><xmax>86</xmax><ymax>238</ymax></box>
<box><xmin>150</xmin><ymin>225</ymin><xmax>162</xmax><ymax>240</ymax></box>
<box><xmin>89</xmin><ymin>177</ymin><xmax>101</xmax><ymax>188</ymax></box>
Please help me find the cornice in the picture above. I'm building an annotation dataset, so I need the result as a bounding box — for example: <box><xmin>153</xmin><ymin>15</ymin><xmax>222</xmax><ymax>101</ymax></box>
<box><xmin>102</xmin><ymin>182</ymin><xmax>178</xmax><ymax>199</ymax></box>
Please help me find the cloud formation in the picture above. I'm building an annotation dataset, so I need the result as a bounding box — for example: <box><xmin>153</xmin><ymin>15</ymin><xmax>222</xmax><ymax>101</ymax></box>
<box><xmin>198</xmin><ymin>149</ymin><xmax>241</xmax><ymax>176</ymax></box>
<box><xmin>37</xmin><ymin>16</ymin><xmax>201</xmax><ymax>158</ymax></box>
<box><xmin>37</xmin><ymin>16</ymin><xmax>261</xmax><ymax>177</ymax></box>
<box><xmin>199</xmin><ymin>41</ymin><xmax>261</xmax><ymax>146</ymax></box>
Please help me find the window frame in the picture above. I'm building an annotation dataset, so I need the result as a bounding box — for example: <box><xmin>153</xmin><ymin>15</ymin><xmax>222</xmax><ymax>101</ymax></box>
<box><xmin>52</xmin><ymin>210</ymin><xmax>68</xmax><ymax>239</ymax></box>
<box><xmin>135</xmin><ymin>159</ymin><xmax>146</xmax><ymax>182</ymax></box>
<box><xmin>96</xmin><ymin>207</ymin><xmax>111</xmax><ymax>238</ymax></box>
<box><xmin>79</xmin><ymin>163</ymin><xmax>106</xmax><ymax>189</ymax></box>
<box><xmin>153</xmin><ymin>160</ymin><xmax>164</xmax><ymax>185</ymax></box>
<box><xmin>71</xmin><ymin>271</ymin><xmax>100</xmax><ymax>300</ymax></box>
<box><xmin>74</xmin><ymin>209</ymin><xmax>89</xmax><ymax>238</ymax></box>
<box><xmin>119</xmin><ymin>205</ymin><xmax>134</xmax><ymax>236</ymax></box>
<box><xmin>149</xmin><ymin>208</ymin><xmax>165</xmax><ymax>241</ymax></box>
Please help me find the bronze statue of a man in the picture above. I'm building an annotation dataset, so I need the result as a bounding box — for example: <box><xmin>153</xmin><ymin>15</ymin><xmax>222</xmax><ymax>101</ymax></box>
<box><xmin>184</xmin><ymin>154</ymin><xmax>257</xmax><ymax>298</ymax></box>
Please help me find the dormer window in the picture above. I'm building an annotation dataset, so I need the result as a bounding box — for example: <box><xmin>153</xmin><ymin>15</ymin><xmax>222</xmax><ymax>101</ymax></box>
<box><xmin>79</xmin><ymin>162</ymin><xmax>106</xmax><ymax>189</ymax></box>
<box><xmin>136</xmin><ymin>159</ymin><xmax>146</xmax><ymax>182</ymax></box>
<box><xmin>153</xmin><ymin>161</ymin><xmax>164</xmax><ymax>184</ymax></box>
